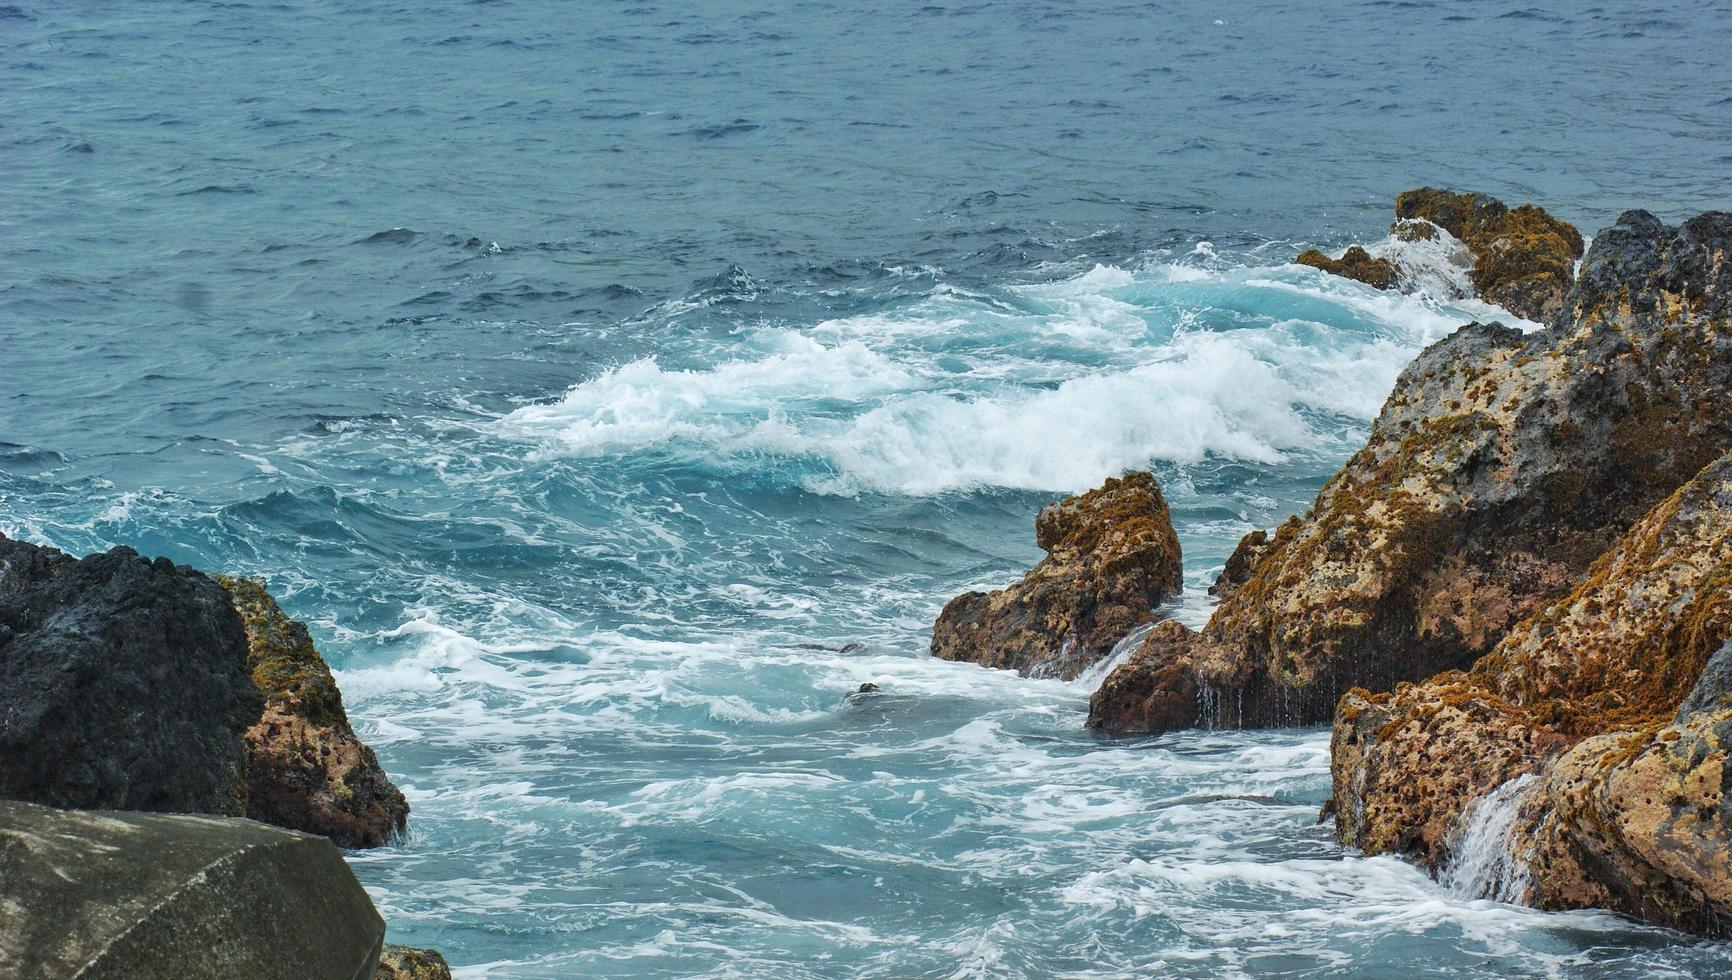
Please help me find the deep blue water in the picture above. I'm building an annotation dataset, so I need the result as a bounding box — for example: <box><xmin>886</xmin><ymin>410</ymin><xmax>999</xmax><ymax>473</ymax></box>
<box><xmin>6</xmin><ymin>1</ymin><xmax>1732</xmax><ymax>976</ymax></box>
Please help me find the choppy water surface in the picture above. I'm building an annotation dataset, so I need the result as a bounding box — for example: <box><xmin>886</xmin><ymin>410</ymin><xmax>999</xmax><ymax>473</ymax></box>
<box><xmin>6</xmin><ymin>1</ymin><xmax>1732</xmax><ymax>976</ymax></box>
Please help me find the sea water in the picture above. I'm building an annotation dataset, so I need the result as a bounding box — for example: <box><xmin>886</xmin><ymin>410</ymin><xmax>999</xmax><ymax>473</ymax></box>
<box><xmin>5</xmin><ymin>1</ymin><xmax>1732</xmax><ymax>976</ymax></box>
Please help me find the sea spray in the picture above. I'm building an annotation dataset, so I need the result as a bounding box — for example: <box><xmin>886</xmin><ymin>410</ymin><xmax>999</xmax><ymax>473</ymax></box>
<box><xmin>1443</xmin><ymin>773</ymin><xmax>1540</xmax><ymax>903</ymax></box>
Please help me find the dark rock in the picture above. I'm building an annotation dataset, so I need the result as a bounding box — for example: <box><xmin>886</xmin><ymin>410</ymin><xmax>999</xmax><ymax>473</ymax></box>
<box><xmin>378</xmin><ymin>944</ymin><xmax>453</xmax><ymax>979</ymax></box>
<box><xmin>1095</xmin><ymin>209</ymin><xmax>1732</xmax><ymax>735</ymax></box>
<box><xmin>0</xmin><ymin>799</ymin><xmax>384</xmax><ymax>979</ymax></box>
<box><xmin>0</xmin><ymin>535</ymin><xmax>261</xmax><ymax>815</ymax></box>
<box><xmin>219</xmin><ymin>577</ymin><xmax>409</xmax><ymax>849</ymax></box>
<box><xmin>931</xmin><ymin>472</ymin><xmax>1182</xmax><ymax>680</ymax></box>
<box><xmin>1295</xmin><ymin>245</ymin><xmax>1399</xmax><ymax>289</ymax></box>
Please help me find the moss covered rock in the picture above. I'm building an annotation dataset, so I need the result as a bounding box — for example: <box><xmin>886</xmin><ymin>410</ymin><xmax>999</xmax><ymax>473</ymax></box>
<box><xmin>1295</xmin><ymin>245</ymin><xmax>1399</xmax><ymax>290</ymax></box>
<box><xmin>219</xmin><ymin>577</ymin><xmax>409</xmax><ymax>849</ymax></box>
<box><xmin>1094</xmin><ymin>208</ymin><xmax>1732</xmax><ymax>735</ymax></box>
<box><xmin>1329</xmin><ymin>448</ymin><xmax>1732</xmax><ymax>935</ymax></box>
<box><xmin>378</xmin><ymin>944</ymin><xmax>453</xmax><ymax>979</ymax></box>
<box><xmin>931</xmin><ymin>472</ymin><xmax>1182</xmax><ymax>679</ymax></box>
<box><xmin>1293</xmin><ymin>189</ymin><xmax>1583</xmax><ymax>322</ymax></box>
<box><xmin>1395</xmin><ymin>188</ymin><xmax>1584</xmax><ymax>321</ymax></box>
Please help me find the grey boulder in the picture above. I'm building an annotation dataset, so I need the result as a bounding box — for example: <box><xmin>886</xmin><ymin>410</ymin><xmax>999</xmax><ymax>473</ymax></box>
<box><xmin>0</xmin><ymin>799</ymin><xmax>384</xmax><ymax>979</ymax></box>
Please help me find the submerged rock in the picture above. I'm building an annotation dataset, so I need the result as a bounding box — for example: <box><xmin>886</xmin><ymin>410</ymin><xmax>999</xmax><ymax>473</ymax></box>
<box><xmin>1293</xmin><ymin>189</ymin><xmax>1583</xmax><ymax>321</ymax></box>
<box><xmin>378</xmin><ymin>944</ymin><xmax>453</xmax><ymax>979</ymax></box>
<box><xmin>0</xmin><ymin>536</ymin><xmax>261</xmax><ymax>815</ymax></box>
<box><xmin>1094</xmin><ymin>209</ymin><xmax>1732</xmax><ymax>735</ymax></box>
<box><xmin>931</xmin><ymin>472</ymin><xmax>1182</xmax><ymax>679</ymax></box>
<box><xmin>1330</xmin><ymin>447</ymin><xmax>1732</xmax><ymax>935</ymax></box>
<box><xmin>0</xmin><ymin>799</ymin><xmax>385</xmax><ymax>979</ymax></box>
<box><xmin>220</xmin><ymin>577</ymin><xmax>410</xmax><ymax>849</ymax></box>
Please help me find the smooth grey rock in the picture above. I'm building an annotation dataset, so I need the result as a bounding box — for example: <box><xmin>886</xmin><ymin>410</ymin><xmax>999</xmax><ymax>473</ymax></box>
<box><xmin>0</xmin><ymin>800</ymin><xmax>383</xmax><ymax>980</ymax></box>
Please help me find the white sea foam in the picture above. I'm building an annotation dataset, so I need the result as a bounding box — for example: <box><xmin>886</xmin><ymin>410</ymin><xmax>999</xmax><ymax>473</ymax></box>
<box><xmin>1443</xmin><ymin>773</ymin><xmax>1540</xmax><ymax>903</ymax></box>
<box><xmin>492</xmin><ymin>258</ymin><xmax>1489</xmax><ymax>496</ymax></box>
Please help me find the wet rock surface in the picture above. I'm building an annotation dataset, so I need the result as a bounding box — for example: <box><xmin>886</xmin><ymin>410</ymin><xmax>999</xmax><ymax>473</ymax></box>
<box><xmin>1095</xmin><ymin>208</ymin><xmax>1732</xmax><ymax>735</ymax></box>
<box><xmin>1329</xmin><ymin>448</ymin><xmax>1732</xmax><ymax>935</ymax></box>
<box><xmin>0</xmin><ymin>799</ymin><xmax>384</xmax><ymax>979</ymax></box>
<box><xmin>932</xmin><ymin>472</ymin><xmax>1181</xmax><ymax>679</ymax></box>
<box><xmin>1295</xmin><ymin>244</ymin><xmax>1398</xmax><ymax>289</ymax></box>
<box><xmin>221</xmin><ymin>577</ymin><xmax>409</xmax><ymax>849</ymax></box>
<box><xmin>0</xmin><ymin>535</ymin><xmax>261</xmax><ymax>815</ymax></box>
<box><xmin>1394</xmin><ymin>188</ymin><xmax>1585</xmax><ymax>321</ymax></box>
<box><xmin>1292</xmin><ymin>188</ymin><xmax>1583</xmax><ymax>321</ymax></box>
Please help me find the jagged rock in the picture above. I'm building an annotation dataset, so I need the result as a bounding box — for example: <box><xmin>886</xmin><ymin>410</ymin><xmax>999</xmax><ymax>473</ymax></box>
<box><xmin>1514</xmin><ymin>704</ymin><xmax>1732</xmax><ymax>936</ymax></box>
<box><xmin>1329</xmin><ymin>448</ymin><xmax>1732</xmax><ymax>935</ymax></box>
<box><xmin>0</xmin><ymin>534</ymin><xmax>406</xmax><ymax>849</ymax></box>
<box><xmin>931</xmin><ymin>472</ymin><xmax>1182</xmax><ymax>679</ymax></box>
<box><xmin>0</xmin><ymin>535</ymin><xmax>261</xmax><ymax>815</ymax></box>
<box><xmin>0</xmin><ymin>799</ymin><xmax>384</xmax><ymax>979</ymax></box>
<box><xmin>1093</xmin><ymin>209</ymin><xmax>1732</xmax><ymax>735</ymax></box>
<box><xmin>1296</xmin><ymin>245</ymin><xmax>1399</xmax><ymax>290</ymax></box>
<box><xmin>1394</xmin><ymin>188</ymin><xmax>1585</xmax><ymax>321</ymax></box>
<box><xmin>220</xmin><ymin>577</ymin><xmax>409</xmax><ymax>849</ymax></box>
<box><xmin>1293</xmin><ymin>189</ymin><xmax>1582</xmax><ymax>321</ymax></box>
<box><xmin>1208</xmin><ymin>528</ymin><xmax>1268</xmax><ymax>600</ymax></box>
<box><xmin>1330</xmin><ymin>676</ymin><xmax>1564</xmax><ymax>867</ymax></box>
<box><xmin>378</xmin><ymin>944</ymin><xmax>453</xmax><ymax>979</ymax></box>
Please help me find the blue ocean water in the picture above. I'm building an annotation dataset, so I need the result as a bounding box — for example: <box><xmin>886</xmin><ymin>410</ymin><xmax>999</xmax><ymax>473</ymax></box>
<box><xmin>5</xmin><ymin>0</ymin><xmax>1732</xmax><ymax>976</ymax></box>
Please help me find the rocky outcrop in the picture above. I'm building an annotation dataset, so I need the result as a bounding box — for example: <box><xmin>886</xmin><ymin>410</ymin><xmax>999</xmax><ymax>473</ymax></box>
<box><xmin>0</xmin><ymin>799</ymin><xmax>385</xmax><ymax>979</ymax></box>
<box><xmin>1085</xmin><ymin>620</ymin><xmax>1199</xmax><ymax>734</ymax></box>
<box><xmin>0</xmin><ymin>534</ymin><xmax>406</xmax><ymax>848</ymax></box>
<box><xmin>1093</xmin><ymin>209</ymin><xmax>1732</xmax><ymax>735</ymax></box>
<box><xmin>1329</xmin><ymin>447</ymin><xmax>1732</xmax><ymax>935</ymax></box>
<box><xmin>0</xmin><ymin>536</ymin><xmax>261</xmax><ymax>815</ymax></box>
<box><xmin>1295</xmin><ymin>245</ymin><xmax>1398</xmax><ymax>290</ymax></box>
<box><xmin>1294</xmin><ymin>189</ymin><xmax>1584</xmax><ymax>322</ymax></box>
<box><xmin>221</xmin><ymin>577</ymin><xmax>409</xmax><ymax>849</ymax></box>
<box><xmin>1395</xmin><ymin>188</ymin><xmax>1585</xmax><ymax>321</ymax></box>
<box><xmin>378</xmin><ymin>945</ymin><xmax>453</xmax><ymax>979</ymax></box>
<box><xmin>932</xmin><ymin>472</ymin><xmax>1181</xmax><ymax>679</ymax></box>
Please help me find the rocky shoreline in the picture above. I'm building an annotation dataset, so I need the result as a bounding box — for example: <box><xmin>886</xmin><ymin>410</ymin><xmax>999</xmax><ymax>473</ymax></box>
<box><xmin>0</xmin><ymin>535</ymin><xmax>446</xmax><ymax>977</ymax></box>
<box><xmin>934</xmin><ymin>190</ymin><xmax>1732</xmax><ymax>938</ymax></box>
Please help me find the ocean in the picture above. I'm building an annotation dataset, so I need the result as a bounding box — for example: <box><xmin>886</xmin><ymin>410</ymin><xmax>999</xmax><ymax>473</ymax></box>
<box><xmin>5</xmin><ymin>0</ymin><xmax>1732</xmax><ymax>975</ymax></box>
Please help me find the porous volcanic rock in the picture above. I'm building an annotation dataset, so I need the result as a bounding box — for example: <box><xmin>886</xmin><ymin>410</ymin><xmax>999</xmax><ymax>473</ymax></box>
<box><xmin>1085</xmin><ymin>620</ymin><xmax>1199</xmax><ymax>734</ymax></box>
<box><xmin>220</xmin><ymin>576</ymin><xmax>409</xmax><ymax>849</ymax></box>
<box><xmin>378</xmin><ymin>944</ymin><xmax>454</xmax><ymax>979</ymax></box>
<box><xmin>0</xmin><ymin>533</ymin><xmax>406</xmax><ymax>849</ymax></box>
<box><xmin>1093</xmin><ymin>209</ymin><xmax>1732</xmax><ymax>735</ymax></box>
<box><xmin>931</xmin><ymin>472</ymin><xmax>1182</xmax><ymax>679</ymax></box>
<box><xmin>0</xmin><ymin>535</ymin><xmax>261</xmax><ymax>815</ymax></box>
<box><xmin>1329</xmin><ymin>448</ymin><xmax>1732</xmax><ymax>935</ymax></box>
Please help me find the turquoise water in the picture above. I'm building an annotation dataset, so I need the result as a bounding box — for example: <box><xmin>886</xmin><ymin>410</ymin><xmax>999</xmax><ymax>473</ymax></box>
<box><xmin>6</xmin><ymin>1</ymin><xmax>1732</xmax><ymax>976</ymax></box>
